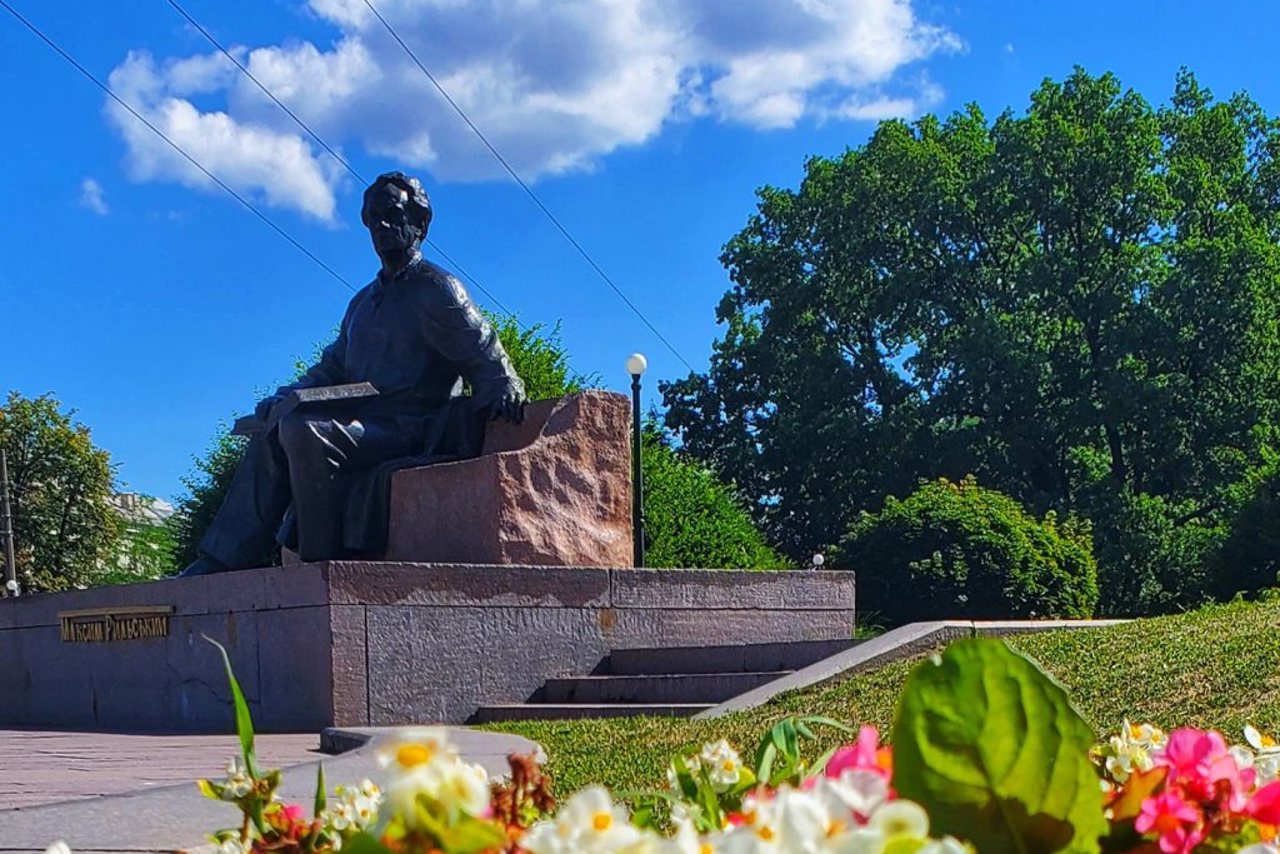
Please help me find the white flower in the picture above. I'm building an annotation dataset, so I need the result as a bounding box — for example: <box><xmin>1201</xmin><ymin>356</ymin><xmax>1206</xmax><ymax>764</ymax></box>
<box><xmin>376</xmin><ymin>727</ymin><xmax>457</xmax><ymax>773</ymax></box>
<box><xmin>1245</xmin><ymin>725</ymin><xmax>1280</xmax><ymax>784</ymax></box>
<box><xmin>1257</xmin><ymin>753</ymin><xmax>1280</xmax><ymax>785</ymax></box>
<box><xmin>815</xmin><ymin>769</ymin><xmax>890</xmax><ymax>822</ymax></box>
<box><xmin>825</xmin><ymin>827</ymin><xmax>886</xmax><ymax>854</ymax></box>
<box><xmin>668</xmin><ymin>753</ymin><xmax>702</xmax><ymax>791</ymax></box>
<box><xmin>524</xmin><ymin>786</ymin><xmax>642</xmax><ymax>854</ymax></box>
<box><xmin>326</xmin><ymin>777</ymin><xmax>383</xmax><ymax>832</ymax></box>
<box><xmin>1246</xmin><ymin>724</ymin><xmax>1278</xmax><ymax>752</ymax></box>
<box><xmin>45</xmin><ymin>844</ymin><xmax>72</xmax><ymax>854</ymax></box>
<box><xmin>436</xmin><ymin>758</ymin><xmax>491</xmax><ymax>816</ymax></box>
<box><xmin>220</xmin><ymin>756</ymin><xmax>254</xmax><ymax>800</ymax></box>
<box><xmin>215</xmin><ymin>839</ymin><xmax>247</xmax><ymax>854</ymax></box>
<box><xmin>867</xmin><ymin>800</ymin><xmax>930</xmax><ymax>840</ymax></box>
<box><xmin>720</xmin><ymin>787</ymin><xmax>830</xmax><ymax>854</ymax></box>
<box><xmin>327</xmin><ymin>801</ymin><xmax>357</xmax><ymax>831</ymax></box>
<box><xmin>1097</xmin><ymin>722</ymin><xmax>1161</xmax><ymax>783</ymax></box>
<box><xmin>700</xmin><ymin>740</ymin><xmax>744</xmax><ymax>793</ymax></box>
<box><xmin>918</xmin><ymin>839</ymin><xmax>970</xmax><ymax>854</ymax></box>
<box><xmin>1123</xmin><ymin>721</ymin><xmax>1164</xmax><ymax>749</ymax></box>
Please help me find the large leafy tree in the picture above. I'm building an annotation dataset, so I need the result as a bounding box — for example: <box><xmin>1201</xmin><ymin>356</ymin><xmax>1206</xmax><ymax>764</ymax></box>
<box><xmin>663</xmin><ymin>69</ymin><xmax>1280</xmax><ymax>613</ymax></box>
<box><xmin>0</xmin><ymin>392</ymin><xmax>121</xmax><ymax>592</ymax></box>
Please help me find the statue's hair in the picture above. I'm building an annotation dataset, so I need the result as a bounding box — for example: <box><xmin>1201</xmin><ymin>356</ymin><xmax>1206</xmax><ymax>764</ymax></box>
<box><xmin>361</xmin><ymin>171</ymin><xmax>433</xmax><ymax>232</ymax></box>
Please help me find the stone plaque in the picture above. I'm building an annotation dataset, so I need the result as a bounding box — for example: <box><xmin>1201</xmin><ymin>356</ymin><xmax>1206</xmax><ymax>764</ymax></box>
<box><xmin>59</xmin><ymin>605</ymin><xmax>174</xmax><ymax>643</ymax></box>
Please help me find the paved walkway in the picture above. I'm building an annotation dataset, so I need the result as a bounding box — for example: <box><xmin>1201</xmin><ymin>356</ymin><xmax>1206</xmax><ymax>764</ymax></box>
<box><xmin>0</xmin><ymin>730</ymin><xmax>322</xmax><ymax>810</ymax></box>
<box><xmin>0</xmin><ymin>728</ymin><xmax>541</xmax><ymax>854</ymax></box>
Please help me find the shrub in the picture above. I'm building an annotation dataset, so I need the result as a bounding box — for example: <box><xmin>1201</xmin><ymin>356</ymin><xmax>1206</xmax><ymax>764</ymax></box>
<box><xmin>641</xmin><ymin>431</ymin><xmax>788</xmax><ymax>570</ymax></box>
<box><xmin>835</xmin><ymin>476</ymin><xmax>1098</xmax><ymax>625</ymax></box>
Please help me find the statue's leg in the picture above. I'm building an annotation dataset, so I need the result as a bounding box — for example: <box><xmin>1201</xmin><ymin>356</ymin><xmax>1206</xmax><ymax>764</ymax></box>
<box><xmin>278</xmin><ymin>412</ymin><xmax>426</xmax><ymax>562</ymax></box>
<box><xmin>190</xmin><ymin>432</ymin><xmax>292</xmax><ymax>572</ymax></box>
<box><xmin>279</xmin><ymin>412</ymin><xmax>367</xmax><ymax>562</ymax></box>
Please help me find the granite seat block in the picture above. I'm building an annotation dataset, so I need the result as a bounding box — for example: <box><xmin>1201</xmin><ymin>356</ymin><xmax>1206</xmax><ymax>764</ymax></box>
<box><xmin>384</xmin><ymin>391</ymin><xmax>633</xmax><ymax>567</ymax></box>
<box><xmin>0</xmin><ymin>563</ymin><xmax>856</xmax><ymax>730</ymax></box>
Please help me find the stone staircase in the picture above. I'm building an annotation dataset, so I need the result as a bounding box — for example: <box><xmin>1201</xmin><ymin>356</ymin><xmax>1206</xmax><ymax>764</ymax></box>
<box><xmin>471</xmin><ymin>638</ymin><xmax>858</xmax><ymax>722</ymax></box>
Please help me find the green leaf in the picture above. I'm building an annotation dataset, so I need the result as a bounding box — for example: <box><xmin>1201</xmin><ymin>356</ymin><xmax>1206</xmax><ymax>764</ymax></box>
<box><xmin>203</xmin><ymin>635</ymin><xmax>259</xmax><ymax>778</ymax></box>
<box><xmin>196</xmin><ymin>778</ymin><xmax>222</xmax><ymax>801</ymax></box>
<box><xmin>415</xmin><ymin>807</ymin><xmax>507</xmax><ymax>854</ymax></box>
<box><xmin>799</xmin><ymin>715</ymin><xmax>855</xmax><ymax>735</ymax></box>
<box><xmin>341</xmin><ymin>831</ymin><xmax>396</xmax><ymax>854</ymax></box>
<box><xmin>756</xmin><ymin>743</ymin><xmax>777</xmax><ymax>783</ymax></box>
<box><xmin>314</xmin><ymin>762</ymin><xmax>327</xmax><ymax>819</ymax></box>
<box><xmin>891</xmin><ymin>639</ymin><xmax>1107</xmax><ymax>854</ymax></box>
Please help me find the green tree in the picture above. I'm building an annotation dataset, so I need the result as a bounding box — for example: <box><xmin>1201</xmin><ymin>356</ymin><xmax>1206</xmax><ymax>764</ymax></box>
<box><xmin>663</xmin><ymin>68</ymin><xmax>1280</xmax><ymax>614</ymax></box>
<box><xmin>0</xmin><ymin>391</ymin><xmax>121</xmax><ymax>592</ymax></box>
<box><xmin>835</xmin><ymin>477</ymin><xmax>1098</xmax><ymax>626</ymax></box>
<box><xmin>171</xmin><ymin>317</ymin><xmax>780</xmax><ymax>570</ymax></box>
<box><xmin>1207</xmin><ymin>438</ymin><xmax>1280</xmax><ymax>599</ymax></box>
<box><xmin>169</xmin><ymin>429</ymin><xmax>256</xmax><ymax>570</ymax></box>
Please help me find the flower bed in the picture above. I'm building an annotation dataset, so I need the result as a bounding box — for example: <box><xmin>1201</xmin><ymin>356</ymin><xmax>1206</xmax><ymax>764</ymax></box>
<box><xmin>46</xmin><ymin>638</ymin><xmax>1280</xmax><ymax>854</ymax></box>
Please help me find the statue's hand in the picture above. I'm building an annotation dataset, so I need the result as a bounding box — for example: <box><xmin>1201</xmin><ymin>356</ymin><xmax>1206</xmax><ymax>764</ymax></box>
<box><xmin>492</xmin><ymin>388</ymin><xmax>526</xmax><ymax>425</ymax></box>
<box><xmin>254</xmin><ymin>394</ymin><xmax>284</xmax><ymax>423</ymax></box>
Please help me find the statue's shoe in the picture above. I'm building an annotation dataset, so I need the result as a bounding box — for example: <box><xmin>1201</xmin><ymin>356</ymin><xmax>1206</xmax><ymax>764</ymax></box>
<box><xmin>179</xmin><ymin>556</ymin><xmax>231</xmax><ymax>577</ymax></box>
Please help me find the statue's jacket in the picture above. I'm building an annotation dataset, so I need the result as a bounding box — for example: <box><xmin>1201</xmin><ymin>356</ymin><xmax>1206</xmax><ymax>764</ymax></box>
<box><xmin>273</xmin><ymin>255</ymin><xmax>525</xmax><ymax>553</ymax></box>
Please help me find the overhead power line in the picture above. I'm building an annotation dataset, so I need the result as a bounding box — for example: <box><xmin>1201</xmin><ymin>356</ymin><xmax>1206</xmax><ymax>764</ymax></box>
<box><xmin>161</xmin><ymin>0</ymin><xmax>515</xmax><ymax>317</ymax></box>
<box><xmin>0</xmin><ymin>0</ymin><xmax>358</xmax><ymax>294</ymax></box>
<box><xmin>361</xmin><ymin>0</ymin><xmax>696</xmax><ymax>373</ymax></box>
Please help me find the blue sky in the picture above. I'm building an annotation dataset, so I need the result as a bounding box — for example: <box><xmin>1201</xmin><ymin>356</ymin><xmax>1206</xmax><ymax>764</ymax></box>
<box><xmin>2</xmin><ymin>0</ymin><xmax>1279</xmax><ymax>503</ymax></box>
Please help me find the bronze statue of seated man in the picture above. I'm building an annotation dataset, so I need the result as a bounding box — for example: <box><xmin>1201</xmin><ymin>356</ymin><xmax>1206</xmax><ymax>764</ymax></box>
<box><xmin>182</xmin><ymin>172</ymin><xmax>526</xmax><ymax>575</ymax></box>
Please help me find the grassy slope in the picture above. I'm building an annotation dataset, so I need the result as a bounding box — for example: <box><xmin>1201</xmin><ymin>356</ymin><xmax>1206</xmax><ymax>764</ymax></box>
<box><xmin>484</xmin><ymin>599</ymin><xmax>1280</xmax><ymax>797</ymax></box>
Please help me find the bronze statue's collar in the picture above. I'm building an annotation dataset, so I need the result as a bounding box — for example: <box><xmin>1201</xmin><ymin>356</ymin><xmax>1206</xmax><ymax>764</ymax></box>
<box><xmin>378</xmin><ymin>249</ymin><xmax>423</xmax><ymax>283</ymax></box>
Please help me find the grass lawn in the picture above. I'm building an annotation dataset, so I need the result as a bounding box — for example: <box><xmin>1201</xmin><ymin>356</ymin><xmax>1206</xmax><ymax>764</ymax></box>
<box><xmin>482</xmin><ymin>599</ymin><xmax>1280</xmax><ymax>798</ymax></box>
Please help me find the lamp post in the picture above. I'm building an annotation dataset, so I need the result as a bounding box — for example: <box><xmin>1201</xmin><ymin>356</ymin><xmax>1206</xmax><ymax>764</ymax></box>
<box><xmin>626</xmin><ymin>352</ymin><xmax>647</xmax><ymax>568</ymax></box>
<box><xmin>1</xmin><ymin>450</ymin><xmax>16</xmax><ymax>597</ymax></box>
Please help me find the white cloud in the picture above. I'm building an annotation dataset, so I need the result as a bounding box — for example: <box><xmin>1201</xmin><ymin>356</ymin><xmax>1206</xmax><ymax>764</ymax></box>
<box><xmin>106</xmin><ymin>52</ymin><xmax>340</xmax><ymax>221</ymax></box>
<box><xmin>106</xmin><ymin>0</ymin><xmax>960</xmax><ymax>218</ymax></box>
<box><xmin>80</xmin><ymin>177</ymin><xmax>109</xmax><ymax>215</ymax></box>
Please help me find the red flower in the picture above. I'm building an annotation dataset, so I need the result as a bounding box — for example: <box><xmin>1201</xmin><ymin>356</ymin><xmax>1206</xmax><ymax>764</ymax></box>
<box><xmin>1249</xmin><ymin>781</ymin><xmax>1280</xmax><ymax>825</ymax></box>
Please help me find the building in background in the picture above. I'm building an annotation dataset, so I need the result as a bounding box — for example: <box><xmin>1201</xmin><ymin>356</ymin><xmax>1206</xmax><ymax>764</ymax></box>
<box><xmin>103</xmin><ymin>493</ymin><xmax>177</xmax><ymax>582</ymax></box>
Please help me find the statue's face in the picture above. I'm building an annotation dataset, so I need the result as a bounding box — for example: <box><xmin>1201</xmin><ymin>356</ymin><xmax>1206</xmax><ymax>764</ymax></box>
<box><xmin>366</xmin><ymin>183</ymin><xmax>422</xmax><ymax>257</ymax></box>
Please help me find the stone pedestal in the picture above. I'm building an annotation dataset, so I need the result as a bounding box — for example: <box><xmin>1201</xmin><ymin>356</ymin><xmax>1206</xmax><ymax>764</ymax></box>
<box><xmin>0</xmin><ymin>563</ymin><xmax>855</xmax><ymax>732</ymax></box>
<box><xmin>385</xmin><ymin>392</ymin><xmax>633</xmax><ymax>567</ymax></box>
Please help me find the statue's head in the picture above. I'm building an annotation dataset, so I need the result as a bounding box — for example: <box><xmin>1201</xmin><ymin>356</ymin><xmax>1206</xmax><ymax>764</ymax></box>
<box><xmin>362</xmin><ymin>171</ymin><xmax>432</xmax><ymax>260</ymax></box>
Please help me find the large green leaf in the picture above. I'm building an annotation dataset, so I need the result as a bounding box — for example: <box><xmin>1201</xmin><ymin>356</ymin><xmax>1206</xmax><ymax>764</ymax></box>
<box><xmin>891</xmin><ymin>639</ymin><xmax>1106</xmax><ymax>854</ymax></box>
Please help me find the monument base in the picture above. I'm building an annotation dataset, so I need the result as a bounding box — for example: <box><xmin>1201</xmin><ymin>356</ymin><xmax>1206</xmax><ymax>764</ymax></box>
<box><xmin>0</xmin><ymin>563</ymin><xmax>855</xmax><ymax>732</ymax></box>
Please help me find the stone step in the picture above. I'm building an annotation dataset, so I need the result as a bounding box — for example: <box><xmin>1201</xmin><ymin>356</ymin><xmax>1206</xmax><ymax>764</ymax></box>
<box><xmin>539</xmin><ymin>671</ymin><xmax>791</xmax><ymax>704</ymax></box>
<box><xmin>472</xmin><ymin>703</ymin><xmax>715</xmax><ymax>722</ymax></box>
<box><xmin>604</xmin><ymin>639</ymin><xmax>859</xmax><ymax>676</ymax></box>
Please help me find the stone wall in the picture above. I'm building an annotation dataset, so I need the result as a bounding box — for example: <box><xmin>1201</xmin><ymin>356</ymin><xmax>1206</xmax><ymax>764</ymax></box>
<box><xmin>0</xmin><ymin>563</ymin><xmax>856</xmax><ymax>731</ymax></box>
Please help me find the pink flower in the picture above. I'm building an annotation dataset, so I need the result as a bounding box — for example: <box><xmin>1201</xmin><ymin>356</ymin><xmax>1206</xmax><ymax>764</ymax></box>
<box><xmin>1158</xmin><ymin>729</ymin><xmax>1230</xmax><ymax>779</ymax></box>
<box><xmin>1157</xmin><ymin>728</ymin><xmax>1257</xmax><ymax>811</ymax></box>
<box><xmin>826</xmin><ymin>726</ymin><xmax>892</xmax><ymax>782</ymax></box>
<box><xmin>278</xmin><ymin>803</ymin><xmax>306</xmax><ymax>823</ymax></box>
<box><xmin>1135</xmin><ymin>790</ymin><xmax>1204</xmax><ymax>854</ymax></box>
